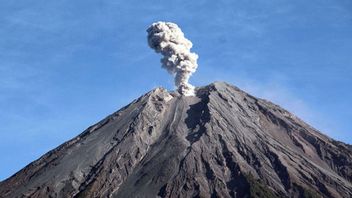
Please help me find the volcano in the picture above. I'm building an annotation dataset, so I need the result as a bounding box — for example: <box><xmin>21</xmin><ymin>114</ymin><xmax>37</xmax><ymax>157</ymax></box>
<box><xmin>1</xmin><ymin>82</ymin><xmax>351</xmax><ymax>198</ymax></box>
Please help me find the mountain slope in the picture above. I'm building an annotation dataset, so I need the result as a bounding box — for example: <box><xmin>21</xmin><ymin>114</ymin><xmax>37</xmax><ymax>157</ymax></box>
<box><xmin>1</xmin><ymin>82</ymin><xmax>351</xmax><ymax>198</ymax></box>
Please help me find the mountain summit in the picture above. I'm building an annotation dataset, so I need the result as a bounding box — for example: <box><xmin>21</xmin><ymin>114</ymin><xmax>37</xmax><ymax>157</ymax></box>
<box><xmin>1</xmin><ymin>82</ymin><xmax>351</xmax><ymax>198</ymax></box>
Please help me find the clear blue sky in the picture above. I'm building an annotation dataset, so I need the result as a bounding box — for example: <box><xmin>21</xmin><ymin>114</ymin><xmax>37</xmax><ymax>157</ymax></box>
<box><xmin>0</xmin><ymin>0</ymin><xmax>351</xmax><ymax>181</ymax></box>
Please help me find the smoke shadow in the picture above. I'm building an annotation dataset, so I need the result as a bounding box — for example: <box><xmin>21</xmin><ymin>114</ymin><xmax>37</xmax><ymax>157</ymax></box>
<box><xmin>185</xmin><ymin>94</ymin><xmax>210</xmax><ymax>144</ymax></box>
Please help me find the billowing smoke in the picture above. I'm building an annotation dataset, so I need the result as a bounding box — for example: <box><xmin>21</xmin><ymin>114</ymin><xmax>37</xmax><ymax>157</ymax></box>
<box><xmin>147</xmin><ymin>22</ymin><xmax>198</xmax><ymax>96</ymax></box>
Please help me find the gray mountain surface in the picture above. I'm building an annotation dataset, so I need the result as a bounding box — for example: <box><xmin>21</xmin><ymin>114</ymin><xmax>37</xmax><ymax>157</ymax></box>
<box><xmin>1</xmin><ymin>82</ymin><xmax>351</xmax><ymax>198</ymax></box>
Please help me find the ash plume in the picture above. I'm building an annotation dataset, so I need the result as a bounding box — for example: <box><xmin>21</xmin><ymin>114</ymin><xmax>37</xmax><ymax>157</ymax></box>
<box><xmin>147</xmin><ymin>22</ymin><xmax>198</xmax><ymax>96</ymax></box>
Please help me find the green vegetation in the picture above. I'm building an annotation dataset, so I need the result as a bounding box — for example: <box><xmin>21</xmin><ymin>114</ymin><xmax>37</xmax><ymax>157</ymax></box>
<box><xmin>292</xmin><ymin>183</ymin><xmax>321</xmax><ymax>198</ymax></box>
<box><xmin>244</xmin><ymin>173</ymin><xmax>323</xmax><ymax>198</ymax></box>
<box><xmin>245</xmin><ymin>173</ymin><xmax>282</xmax><ymax>198</ymax></box>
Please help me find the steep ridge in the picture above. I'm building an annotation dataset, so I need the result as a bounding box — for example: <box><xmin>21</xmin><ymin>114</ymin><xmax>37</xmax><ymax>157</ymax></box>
<box><xmin>0</xmin><ymin>82</ymin><xmax>351</xmax><ymax>198</ymax></box>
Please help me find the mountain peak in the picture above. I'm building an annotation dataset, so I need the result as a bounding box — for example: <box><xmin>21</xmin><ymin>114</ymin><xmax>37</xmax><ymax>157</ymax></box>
<box><xmin>1</xmin><ymin>82</ymin><xmax>351</xmax><ymax>197</ymax></box>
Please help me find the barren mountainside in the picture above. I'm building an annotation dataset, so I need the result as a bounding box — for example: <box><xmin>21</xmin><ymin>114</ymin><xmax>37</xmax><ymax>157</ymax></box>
<box><xmin>1</xmin><ymin>82</ymin><xmax>351</xmax><ymax>198</ymax></box>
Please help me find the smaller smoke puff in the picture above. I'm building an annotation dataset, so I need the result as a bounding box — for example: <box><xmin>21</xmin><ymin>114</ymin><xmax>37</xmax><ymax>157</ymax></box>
<box><xmin>147</xmin><ymin>22</ymin><xmax>198</xmax><ymax>96</ymax></box>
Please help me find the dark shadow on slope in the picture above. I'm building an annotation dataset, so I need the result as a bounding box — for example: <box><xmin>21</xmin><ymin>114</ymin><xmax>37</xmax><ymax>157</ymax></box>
<box><xmin>265</xmin><ymin>149</ymin><xmax>291</xmax><ymax>191</ymax></box>
<box><xmin>218</xmin><ymin>135</ymin><xmax>250</xmax><ymax>197</ymax></box>
<box><xmin>185</xmin><ymin>94</ymin><xmax>210</xmax><ymax>144</ymax></box>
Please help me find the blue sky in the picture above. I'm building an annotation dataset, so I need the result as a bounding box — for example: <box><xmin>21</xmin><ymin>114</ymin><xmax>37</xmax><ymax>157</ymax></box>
<box><xmin>0</xmin><ymin>0</ymin><xmax>351</xmax><ymax>181</ymax></box>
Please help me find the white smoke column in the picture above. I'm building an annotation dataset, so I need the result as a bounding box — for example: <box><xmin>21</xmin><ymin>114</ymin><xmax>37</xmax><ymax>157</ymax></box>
<box><xmin>147</xmin><ymin>22</ymin><xmax>198</xmax><ymax>96</ymax></box>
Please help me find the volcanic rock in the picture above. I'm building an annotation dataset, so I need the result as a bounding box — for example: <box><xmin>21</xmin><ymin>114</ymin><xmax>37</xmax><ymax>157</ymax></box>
<box><xmin>1</xmin><ymin>82</ymin><xmax>351</xmax><ymax>198</ymax></box>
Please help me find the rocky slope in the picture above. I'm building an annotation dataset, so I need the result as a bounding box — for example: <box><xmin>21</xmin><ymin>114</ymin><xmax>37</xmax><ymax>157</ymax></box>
<box><xmin>0</xmin><ymin>82</ymin><xmax>351</xmax><ymax>198</ymax></box>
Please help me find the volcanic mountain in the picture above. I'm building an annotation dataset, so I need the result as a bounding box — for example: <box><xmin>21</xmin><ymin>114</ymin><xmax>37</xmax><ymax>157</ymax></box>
<box><xmin>1</xmin><ymin>82</ymin><xmax>351</xmax><ymax>198</ymax></box>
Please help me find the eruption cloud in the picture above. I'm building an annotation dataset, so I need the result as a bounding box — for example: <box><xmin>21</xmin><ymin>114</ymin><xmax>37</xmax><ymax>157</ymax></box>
<box><xmin>147</xmin><ymin>22</ymin><xmax>198</xmax><ymax>96</ymax></box>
